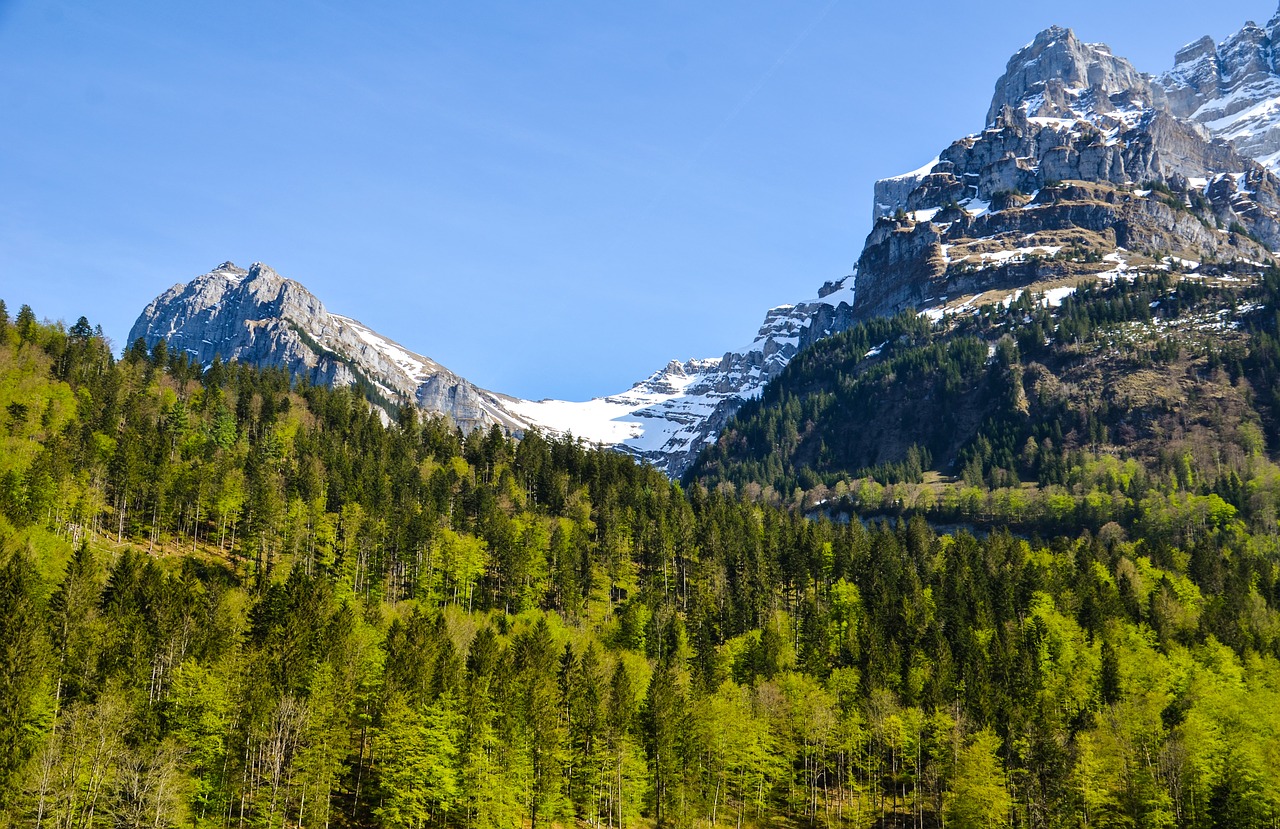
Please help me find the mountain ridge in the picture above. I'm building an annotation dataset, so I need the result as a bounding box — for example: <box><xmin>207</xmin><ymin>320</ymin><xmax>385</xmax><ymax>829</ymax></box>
<box><xmin>131</xmin><ymin>6</ymin><xmax>1280</xmax><ymax>478</ymax></box>
<box><xmin>130</xmin><ymin>260</ymin><xmax>859</xmax><ymax>476</ymax></box>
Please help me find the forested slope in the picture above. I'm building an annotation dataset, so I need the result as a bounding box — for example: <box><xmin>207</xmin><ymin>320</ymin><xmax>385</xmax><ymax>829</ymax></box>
<box><xmin>2</xmin><ymin>299</ymin><xmax>1280</xmax><ymax>828</ymax></box>
<box><xmin>690</xmin><ymin>264</ymin><xmax>1280</xmax><ymax>538</ymax></box>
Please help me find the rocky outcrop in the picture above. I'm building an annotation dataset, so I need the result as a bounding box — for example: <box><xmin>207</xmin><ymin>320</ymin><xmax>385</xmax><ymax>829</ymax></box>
<box><xmin>854</xmin><ymin>176</ymin><xmax>1274</xmax><ymax>321</ymax></box>
<box><xmin>849</xmin><ymin>219</ymin><xmax>946</xmax><ymax>318</ymax></box>
<box><xmin>858</xmin><ymin>21</ymin><xmax>1280</xmax><ymax>321</ymax></box>
<box><xmin>875</xmin><ymin>25</ymin><xmax>1265</xmax><ymax>223</ymax></box>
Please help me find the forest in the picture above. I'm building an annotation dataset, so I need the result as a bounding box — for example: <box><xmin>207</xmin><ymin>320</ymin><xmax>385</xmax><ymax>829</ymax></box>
<box><xmin>690</xmin><ymin>266</ymin><xmax>1280</xmax><ymax>538</ymax></box>
<box><xmin>3</xmin><ymin>297</ymin><xmax>1280</xmax><ymax>828</ymax></box>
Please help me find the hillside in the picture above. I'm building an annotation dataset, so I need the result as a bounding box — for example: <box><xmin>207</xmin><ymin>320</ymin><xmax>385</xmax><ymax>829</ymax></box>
<box><xmin>689</xmin><ymin>254</ymin><xmax>1280</xmax><ymax>527</ymax></box>
<box><xmin>5</xmin><ymin>300</ymin><xmax>1280</xmax><ymax>827</ymax></box>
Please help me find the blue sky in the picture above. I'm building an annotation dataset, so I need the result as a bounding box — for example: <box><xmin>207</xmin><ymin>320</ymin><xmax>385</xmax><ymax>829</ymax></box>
<box><xmin>0</xmin><ymin>0</ymin><xmax>1266</xmax><ymax>399</ymax></box>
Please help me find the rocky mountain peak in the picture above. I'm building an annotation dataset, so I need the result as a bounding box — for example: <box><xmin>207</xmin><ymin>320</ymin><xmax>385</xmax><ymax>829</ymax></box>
<box><xmin>986</xmin><ymin>25</ymin><xmax>1159</xmax><ymax>127</ymax></box>
<box><xmin>1159</xmin><ymin>6</ymin><xmax>1280</xmax><ymax>170</ymax></box>
<box><xmin>1175</xmin><ymin>36</ymin><xmax>1218</xmax><ymax>65</ymax></box>
<box><xmin>241</xmin><ymin>263</ymin><xmax>292</xmax><ymax>297</ymax></box>
<box><xmin>1213</xmin><ymin>20</ymin><xmax>1273</xmax><ymax>87</ymax></box>
<box><xmin>129</xmin><ymin>262</ymin><xmax>537</xmax><ymax>434</ymax></box>
<box><xmin>859</xmin><ymin>15</ymin><xmax>1280</xmax><ymax>323</ymax></box>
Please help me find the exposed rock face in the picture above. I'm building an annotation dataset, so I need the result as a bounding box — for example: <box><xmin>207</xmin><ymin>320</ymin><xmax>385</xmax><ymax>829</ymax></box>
<box><xmin>855</xmin><ymin>181</ymin><xmax>1272</xmax><ymax>320</ymax></box>
<box><xmin>1159</xmin><ymin>9</ymin><xmax>1280</xmax><ymax>171</ymax></box>
<box><xmin>858</xmin><ymin>22</ymin><xmax>1280</xmax><ymax>321</ymax></box>
<box><xmin>986</xmin><ymin>26</ymin><xmax>1165</xmax><ymax>127</ymax></box>
<box><xmin>875</xmin><ymin>26</ymin><xmax>1262</xmax><ymax>222</ymax></box>
<box><xmin>880</xmin><ymin>105</ymin><xmax>1250</xmax><ymax>218</ymax></box>
<box><xmin>129</xmin><ymin>262</ymin><xmax>530</xmax><ymax>433</ymax></box>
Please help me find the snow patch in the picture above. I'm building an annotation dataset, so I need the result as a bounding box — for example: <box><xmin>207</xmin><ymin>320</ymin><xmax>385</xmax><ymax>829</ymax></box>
<box><xmin>885</xmin><ymin>156</ymin><xmax>941</xmax><ymax>182</ymax></box>
<box><xmin>1040</xmin><ymin>286</ymin><xmax>1076</xmax><ymax>307</ymax></box>
<box><xmin>979</xmin><ymin>245</ymin><xmax>1062</xmax><ymax>263</ymax></box>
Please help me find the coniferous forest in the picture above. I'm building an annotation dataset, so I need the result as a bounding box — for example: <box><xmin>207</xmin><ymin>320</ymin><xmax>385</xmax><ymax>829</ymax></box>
<box><xmin>691</xmin><ymin>266</ymin><xmax>1280</xmax><ymax>535</ymax></box>
<box><xmin>6</xmin><ymin>297</ymin><xmax>1280</xmax><ymax>829</ymax></box>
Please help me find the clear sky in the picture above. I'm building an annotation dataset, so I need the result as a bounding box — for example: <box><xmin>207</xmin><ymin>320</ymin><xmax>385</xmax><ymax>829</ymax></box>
<box><xmin>0</xmin><ymin>0</ymin><xmax>1268</xmax><ymax>400</ymax></box>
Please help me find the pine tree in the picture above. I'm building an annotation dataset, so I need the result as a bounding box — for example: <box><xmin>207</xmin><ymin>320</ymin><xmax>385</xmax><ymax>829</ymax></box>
<box><xmin>517</xmin><ymin>618</ymin><xmax>565</xmax><ymax>828</ymax></box>
<box><xmin>642</xmin><ymin>663</ymin><xmax>684</xmax><ymax>827</ymax></box>
<box><xmin>376</xmin><ymin>695</ymin><xmax>461</xmax><ymax>828</ymax></box>
<box><xmin>1099</xmin><ymin>641</ymin><xmax>1121</xmax><ymax>706</ymax></box>
<box><xmin>15</xmin><ymin>304</ymin><xmax>36</xmax><ymax>344</ymax></box>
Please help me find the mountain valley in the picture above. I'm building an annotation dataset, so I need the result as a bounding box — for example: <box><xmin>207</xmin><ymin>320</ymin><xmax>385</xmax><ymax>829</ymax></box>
<box><xmin>12</xmin><ymin>6</ymin><xmax>1280</xmax><ymax>829</ymax></box>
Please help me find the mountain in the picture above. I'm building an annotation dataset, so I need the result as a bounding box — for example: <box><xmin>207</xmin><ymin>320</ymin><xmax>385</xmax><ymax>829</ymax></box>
<box><xmin>689</xmin><ymin>14</ymin><xmax>1280</xmax><ymax>502</ymax></box>
<box><xmin>130</xmin><ymin>261</ymin><xmax>857</xmax><ymax>477</ymax></box>
<box><xmin>540</xmin><ymin>13</ymin><xmax>1280</xmax><ymax>467</ymax></box>
<box><xmin>132</xmin><ymin>8</ymin><xmax>1280</xmax><ymax>482</ymax></box>
<box><xmin>508</xmin><ymin>276</ymin><xmax>858</xmax><ymax>476</ymax></box>
<box><xmin>129</xmin><ymin>261</ymin><xmax>532</xmax><ymax>434</ymax></box>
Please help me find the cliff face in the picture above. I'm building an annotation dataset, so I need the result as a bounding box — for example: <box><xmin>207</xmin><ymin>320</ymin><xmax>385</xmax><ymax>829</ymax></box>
<box><xmin>854</xmin><ymin>180</ymin><xmax>1271</xmax><ymax>321</ymax></box>
<box><xmin>876</xmin><ymin>27</ymin><xmax>1261</xmax><ymax>221</ymax></box>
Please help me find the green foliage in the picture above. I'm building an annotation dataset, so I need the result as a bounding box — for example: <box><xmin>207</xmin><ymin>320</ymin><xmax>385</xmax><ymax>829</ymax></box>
<box><xmin>375</xmin><ymin>696</ymin><xmax>462</xmax><ymax>828</ymax></box>
<box><xmin>4</xmin><ymin>302</ymin><xmax>1280</xmax><ymax>827</ymax></box>
<box><xmin>0</xmin><ymin>551</ymin><xmax>51</xmax><ymax>802</ymax></box>
<box><xmin>946</xmin><ymin>729</ymin><xmax>1012</xmax><ymax>829</ymax></box>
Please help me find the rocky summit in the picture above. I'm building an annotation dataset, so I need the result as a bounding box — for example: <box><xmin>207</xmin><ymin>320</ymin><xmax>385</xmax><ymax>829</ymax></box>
<box><xmin>857</xmin><ymin>17</ymin><xmax>1280</xmax><ymax>322</ymax></box>
<box><xmin>129</xmin><ymin>262</ymin><xmax>531</xmax><ymax>434</ymax></box>
<box><xmin>1160</xmin><ymin>8</ymin><xmax>1280</xmax><ymax>171</ymax></box>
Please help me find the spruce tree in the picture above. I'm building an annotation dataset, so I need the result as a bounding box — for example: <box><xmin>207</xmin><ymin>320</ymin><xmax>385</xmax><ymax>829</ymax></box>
<box><xmin>14</xmin><ymin>304</ymin><xmax>35</xmax><ymax>343</ymax></box>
